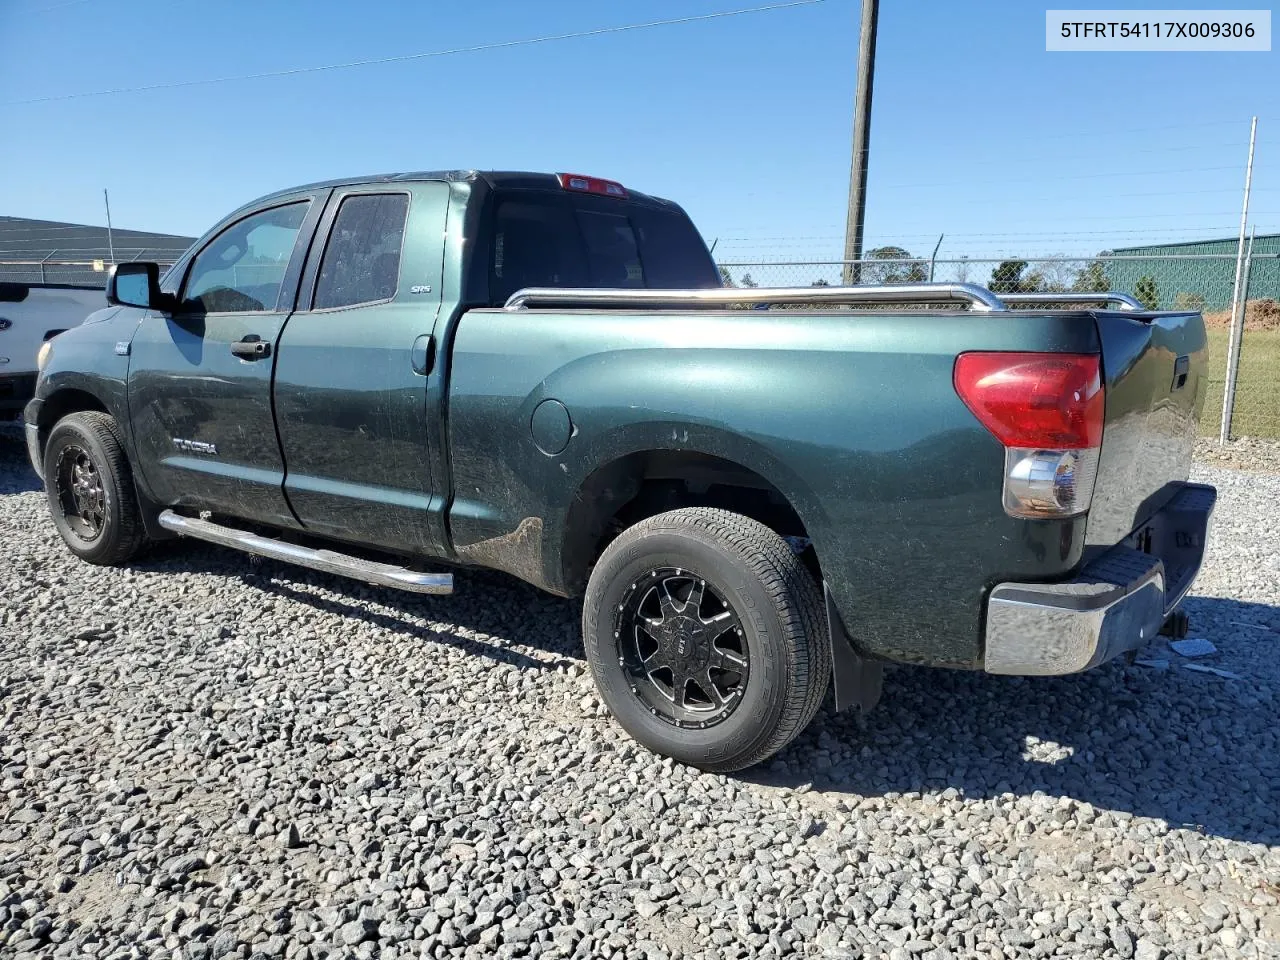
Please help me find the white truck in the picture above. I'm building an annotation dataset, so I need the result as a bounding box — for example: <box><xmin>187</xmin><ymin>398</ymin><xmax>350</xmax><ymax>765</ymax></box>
<box><xmin>0</xmin><ymin>282</ymin><xmax>106</xmax><ymax>419</ymax></box>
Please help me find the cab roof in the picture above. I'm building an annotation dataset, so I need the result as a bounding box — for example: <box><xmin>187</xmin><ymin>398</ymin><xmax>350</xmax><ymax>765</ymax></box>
<box><xmin>253</xmin><ymin>170</ymin><xmax>675</xmax><ymax>209</ymax></box>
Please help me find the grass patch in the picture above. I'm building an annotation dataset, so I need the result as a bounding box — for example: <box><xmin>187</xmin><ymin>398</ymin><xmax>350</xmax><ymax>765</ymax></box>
<box><xmin>1202</xmin><ymin>328</ymin><xmax>1280</xmax><ymax>439</ymax></box>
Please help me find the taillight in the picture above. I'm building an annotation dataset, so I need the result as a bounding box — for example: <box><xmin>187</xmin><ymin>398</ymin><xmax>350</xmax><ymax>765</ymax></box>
<box><xmin>954</xmin><ymin>352</ymin><xmax>1104</xmax><ymax>519</ymax></box>
<box><xmin>555</xmin><ymin>172</ymin><xmax>628</xmax><ymax>198</ymax></box>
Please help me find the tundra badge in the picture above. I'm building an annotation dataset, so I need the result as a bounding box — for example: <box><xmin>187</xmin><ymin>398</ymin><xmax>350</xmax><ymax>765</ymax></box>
<box><xmin>173</xmin><ymin>438</ymin><xmax>218</xmax><ymax>455</ymax></box>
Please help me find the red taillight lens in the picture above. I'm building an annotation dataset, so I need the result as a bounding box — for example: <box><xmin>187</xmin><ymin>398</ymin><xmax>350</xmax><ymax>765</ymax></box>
<box><xmin>953</xmin><ymin>352</ymin><xmax>1104</xmax><ymax>449</ymax></box>
<box><xmin>555</xmin><ymin>172</ymin><xmax>628</xmax><ymax>198</ymax></box>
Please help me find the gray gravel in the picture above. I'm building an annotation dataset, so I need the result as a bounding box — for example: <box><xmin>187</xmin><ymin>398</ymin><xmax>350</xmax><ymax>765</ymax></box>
<box><xmin>1</xmin><ymin>424</ymin><xmax>1277</xmax><ymax>960</ymax></box>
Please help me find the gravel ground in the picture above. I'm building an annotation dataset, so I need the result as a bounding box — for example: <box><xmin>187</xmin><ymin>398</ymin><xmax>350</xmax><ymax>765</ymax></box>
<box><xmin>1</xmin><ymin>425</ymin><xmax>1277</xmax><ymax>960</ymax></box>
<box><xmin>1194</xmin><ymin>437</ymin><xmax>1280</xmax><ymax>475</ymax></box>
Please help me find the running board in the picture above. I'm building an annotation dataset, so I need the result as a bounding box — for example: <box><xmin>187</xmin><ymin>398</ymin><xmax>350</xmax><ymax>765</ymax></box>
<box><xmin>157</xmin><ymin>510</ymin><xmax>454</xmax><ymax>595</ymax></box>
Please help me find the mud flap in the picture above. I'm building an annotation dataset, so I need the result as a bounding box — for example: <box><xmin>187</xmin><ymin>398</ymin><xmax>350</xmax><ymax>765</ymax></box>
<box><xmin>135</xmin><ymin>481</ymin><xmax>178</xmax><ymax>541</ymax></box>
<box><xmin>824</xmin><ymin>582</ymin><xmax>884</xmax><ymax>713</ymax></box>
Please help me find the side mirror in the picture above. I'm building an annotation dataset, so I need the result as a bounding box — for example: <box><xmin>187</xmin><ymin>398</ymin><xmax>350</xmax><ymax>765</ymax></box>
<box><xmin>107</xmin><ymin>262</ymin><xmax>174</xmax><ymax>311</ymax></box>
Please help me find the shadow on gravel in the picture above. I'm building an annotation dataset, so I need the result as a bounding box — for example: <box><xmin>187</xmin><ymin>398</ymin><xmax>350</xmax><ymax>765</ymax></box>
<box><xmin>133</xmin><ymin>538</ymin><xmax>584</xmax><ymax>674</ymax></box>
<box><xmin>758</xmin><ymin>594</ymin><xmax>1280</xmax><ymax>848</ymax></box>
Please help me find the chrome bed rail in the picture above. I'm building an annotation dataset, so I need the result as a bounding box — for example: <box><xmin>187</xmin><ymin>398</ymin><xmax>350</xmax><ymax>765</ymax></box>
<box><xmin>504</xmin><ymin>282</ymin><xmax>1009</xmax><ymax>312</ymax></box>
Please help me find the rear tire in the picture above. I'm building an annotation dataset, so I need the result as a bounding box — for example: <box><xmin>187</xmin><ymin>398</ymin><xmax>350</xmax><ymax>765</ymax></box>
<box><xmin>582</xmin><ymin>507</ymin><xmax>830</xmax><ymax>773</ymax></box>
<box><xmin>43</xmin><ymin>412</ymin><xmax>148</xmax><ymax>566</ymax></box>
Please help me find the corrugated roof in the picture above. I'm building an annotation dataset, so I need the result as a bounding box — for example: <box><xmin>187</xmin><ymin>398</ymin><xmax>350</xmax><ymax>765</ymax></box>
<box><xmin>1111</xmin><ymin>233</ymin><xmax>1280</xmax><ymax>253</ymax></box>
<box><xmin>0</xmin><ymin>215</ymin><xmax>195</xmax><ymax>263</ymax></box>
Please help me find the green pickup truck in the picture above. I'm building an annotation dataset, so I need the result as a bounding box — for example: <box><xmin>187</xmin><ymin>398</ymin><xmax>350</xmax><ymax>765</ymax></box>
<box><xmin>25</xmin><ymin>170</ymin><xmax>1215</xmax><ymax>772</ymax></box>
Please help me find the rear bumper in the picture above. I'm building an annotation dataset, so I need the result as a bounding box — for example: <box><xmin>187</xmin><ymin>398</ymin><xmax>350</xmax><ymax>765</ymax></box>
<box><xmin>984</xmin><ymin>482</ymin><xmax>1216</xmax><ymax>676</ymax></box>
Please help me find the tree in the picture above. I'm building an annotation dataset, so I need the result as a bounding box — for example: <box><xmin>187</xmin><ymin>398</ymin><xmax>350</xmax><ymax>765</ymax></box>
<box><xmin>1035</xmin><ymin>259</ymin><xmax>1081</xmax><ymax>293</ymax></box>
<box><xmin>739</xmin><ymin>273</ymin><xmax>758</xmax><ymax>288</ymax></box>
<box><xmin>1020</xmin><ymin>269</ymin><xmax>1048</xmax><ymax>293</ymax></box>
<box><xmin>1134</xmin><ymin>275</ymin><xmax>1159</xmax><ymax>310</ymax></box>
<box><xmin>861</xmin><ymin>246</ymin><xmax>926</xmax><ymax>285</ymax></box>
<box><xmin>1072</xmin><ymin>260</ymin><xmax>1110</xmax><ymax>293</ymax></box>
<box><xmin>1173</xmin><ymin>291</ymin><xmax>1206</xmax><ymax>311</ymax></box>
<box><xmin>989</xmin><ymin>259</ymin><xmax>1030</xmax><ymax>293</ymax></box>
<box><xmin>718</xmin><ymin>266</ymin><xmax>735</xmax><ymax>288</ymax></box>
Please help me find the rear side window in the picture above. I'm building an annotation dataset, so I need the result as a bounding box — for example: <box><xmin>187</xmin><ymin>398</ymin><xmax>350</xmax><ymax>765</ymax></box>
<box><xmin>489</xmin><ymin>195</ymin><xmax>718</xmax><ymax>305</ymax></box>
<box><xmin>314</xmin><ymin>193</ymin><xmax>409</xmax><ymax>310</ymax></box>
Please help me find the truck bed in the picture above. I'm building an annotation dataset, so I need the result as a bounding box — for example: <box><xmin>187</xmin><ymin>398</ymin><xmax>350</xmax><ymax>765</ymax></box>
<box><xmin>445</xmin><ymin>295</ymin><xmax>1208</xmax><ymax>671</ymax></box>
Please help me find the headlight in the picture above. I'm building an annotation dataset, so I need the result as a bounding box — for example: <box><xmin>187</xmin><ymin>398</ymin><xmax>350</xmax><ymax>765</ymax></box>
<box><xmin>36</xmin><ymin>341</ymin><xmax>53</xmax><ymax>372</ymax></box>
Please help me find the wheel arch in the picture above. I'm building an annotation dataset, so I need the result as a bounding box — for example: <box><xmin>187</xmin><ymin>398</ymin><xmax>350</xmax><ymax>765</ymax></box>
<box><xmin>36</xmin><ymin>386</ymin><xmax>172</xmax><ymax>541</ymax></box>
<box><xmin>557</xmin><ymin>440</ymin><xmax>879</xmax><ymax>719</ymax></box>
<box><xmin>34</xmin><ymin>388</ymin><xmax>110</xmax><ymax>462</ymax></box>
<box><xmin>558</xmin><ymin>444</ymin><xmax>828</xmax><ymax>598</ymax></box>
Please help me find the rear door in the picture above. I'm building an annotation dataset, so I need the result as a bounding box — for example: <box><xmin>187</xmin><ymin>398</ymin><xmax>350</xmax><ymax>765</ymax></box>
<box><xmin>127</xmin><ymin>195</ymin><xmax>324</xmax><ymax>526</ymax></box>
<box><xmin>272</xmin><ymin>181</ymin><xmax>449</xmax><ymax>555</ymax></box>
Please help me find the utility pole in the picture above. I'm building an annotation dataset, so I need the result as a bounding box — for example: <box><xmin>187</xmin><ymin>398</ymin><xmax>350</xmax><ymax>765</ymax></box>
<box><xmin>103</xmin><ymin>189</ymin><xmax>117</xmax><ymax>266</ymax></box>
<box><xmin>1219</xmin><ymin>116</ymin><xmax>1257</xmax><ymax>445</ymax></box>
<box><xmin>842</xmin><ymin>0</ymin><xmax>879</xmax><ymax>286</ymax></box>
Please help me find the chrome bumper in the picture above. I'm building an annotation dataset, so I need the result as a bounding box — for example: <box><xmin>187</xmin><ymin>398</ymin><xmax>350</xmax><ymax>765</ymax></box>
<box><xmin>984</xmin><ymin>483</ymin><xmax>1216</xmax><ymax>676</ymax></box>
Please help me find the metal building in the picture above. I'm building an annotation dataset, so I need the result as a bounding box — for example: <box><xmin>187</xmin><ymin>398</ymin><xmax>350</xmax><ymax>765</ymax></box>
<box><xmin>0</xmin><ymin>216</ymin><xmax>194</xmax><ymax>287</ymax></box>
<box><xmin>1105</xmin><ymin>234</ymin><xmax>1280</xmax><ymax>311</ymax></box>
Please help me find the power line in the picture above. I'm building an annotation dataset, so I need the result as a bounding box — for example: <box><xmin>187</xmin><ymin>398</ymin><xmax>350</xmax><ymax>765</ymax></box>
<box><xmin>872</xmin><ymin>164</ymin><xmax>1242</xmax><ymax>192</ymax></box>
<box><xmin>996</xmin><ymin>117</ymin><xmax>1258</xmax><ymax>142</ymax></box>
<box><xmin>18</xmin><ymin>0</ymin><xmax>94</xmax><ymax>11</ymax></box>
<box><xmin>719</xmin><ymin>225</ymin><xmax>1243</xmax><ymax>241</ymax></box>
<box><xmin>712</xmin><ymin>210</ymin><xmax>1280</xmax><ymax>234</ymax></box>
<box><xmin>4</xmin><ymin>0</ymin><xmax>824</xmax><ymax>105</ymax></box>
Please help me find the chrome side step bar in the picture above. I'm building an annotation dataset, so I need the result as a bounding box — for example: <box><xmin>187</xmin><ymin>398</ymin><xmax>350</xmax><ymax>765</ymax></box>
<box><xmin>157</xmin><ymin>510</ymin><xmax>454</xmax><ymax>595</ymax></box>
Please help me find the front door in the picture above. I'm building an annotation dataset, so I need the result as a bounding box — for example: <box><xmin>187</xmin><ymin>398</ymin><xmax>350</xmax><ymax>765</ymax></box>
<box><xmin>272</xmin><ymin>182</ymin><xmax>449</xmax><ymax>555</ymax></box>
<box><xmin>127</xmin><ymin>196</ymin><xmax>324</xmax><ymax>526</ymax></box>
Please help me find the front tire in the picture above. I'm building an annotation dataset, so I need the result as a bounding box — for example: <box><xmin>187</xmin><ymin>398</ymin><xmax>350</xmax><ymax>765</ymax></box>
<box><xmin>43</xmin><ymin>412</ymin><xmax>147</xmax><ymax>566</ymax></box>
<box><xmin>582</xmin><ymin>508</ymin><xmax>830</xmax><ymax>773</ymax></box>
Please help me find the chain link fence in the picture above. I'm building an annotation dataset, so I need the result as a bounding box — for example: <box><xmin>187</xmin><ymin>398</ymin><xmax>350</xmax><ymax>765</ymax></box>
<box><xmin>0</xmin><ymin>250</ymin><xmax>181</xmax><ymax>287</ymax></box>
<box><xmin>718</xmin><ymin>254</ymin><xmax>1280</xmax><ymax>440</ymax></box>
<box><xmin>4</xmin><ymin>252</ymin><xmax>1276</xmax><ymax>440</ymax></box>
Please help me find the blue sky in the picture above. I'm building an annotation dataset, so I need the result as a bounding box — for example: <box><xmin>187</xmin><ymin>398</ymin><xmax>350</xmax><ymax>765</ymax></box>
<box><xmin>1</xmin><ymin>0</ymin><xmax>1276</xmax><ymax>266</ymax></box>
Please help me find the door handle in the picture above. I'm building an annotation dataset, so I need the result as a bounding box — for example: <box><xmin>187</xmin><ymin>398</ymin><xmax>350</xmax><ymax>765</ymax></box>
<box><xmin>411</xmin><ymin>334</ymin><xmax>435</xmax><ymax>376</ymax></box>
<box><xmin>231</xmin><ymin>335</ymin><xmax>271</xmax><ymax>360</ymax></box>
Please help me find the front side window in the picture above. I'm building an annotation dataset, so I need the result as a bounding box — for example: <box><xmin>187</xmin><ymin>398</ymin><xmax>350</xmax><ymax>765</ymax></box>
<box><xmin>181</xmin><ymin>202</ymin><xmax>308</xmax><ymax>314</ymax></box>
<box><xmin>313</xmin><ymin>193</ymin><xmax>410</xmax><ymax>310</ymax></box>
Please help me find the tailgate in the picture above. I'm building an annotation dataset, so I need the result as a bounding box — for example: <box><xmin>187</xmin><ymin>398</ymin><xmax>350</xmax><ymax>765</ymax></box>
<box><xmin>1086</xmin><ymin>309</ymin><xmax>1208</xmax><ymax>549</ymax></box>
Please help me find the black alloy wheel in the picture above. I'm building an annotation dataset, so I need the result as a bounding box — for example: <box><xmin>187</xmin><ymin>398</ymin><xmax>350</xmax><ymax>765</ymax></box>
<box><xmin>53</xmin><ymin>443</ymin><xmax>106</xmax><ymax>543</ymax></box>
<box><xmin>615</xmin><ymin>567</ymin><xmax>750</xmax><ymax>729</ymax></box>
